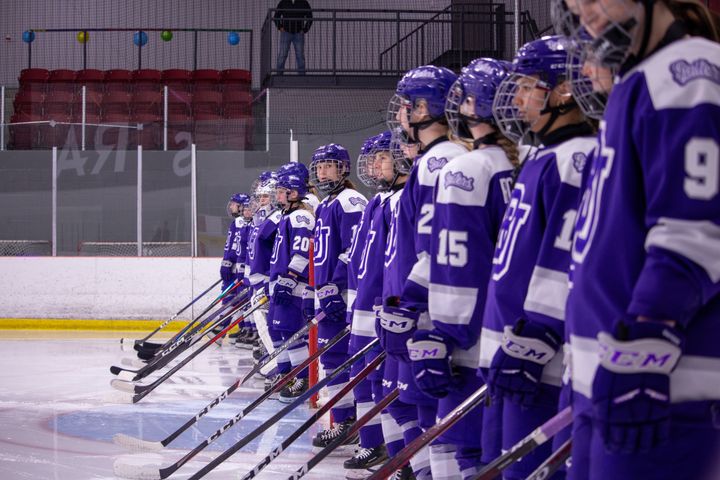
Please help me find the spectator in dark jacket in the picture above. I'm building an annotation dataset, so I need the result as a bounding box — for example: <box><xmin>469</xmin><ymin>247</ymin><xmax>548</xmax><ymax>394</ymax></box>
<box><xmin>274</xmin><ymin>0</ymin><xmax>313</xmax><ymax>75</ymax></box>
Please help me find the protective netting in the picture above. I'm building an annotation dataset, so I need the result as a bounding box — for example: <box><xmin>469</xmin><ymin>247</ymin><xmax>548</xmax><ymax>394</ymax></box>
<box><xmin>0</xmin><ymin>240</ymin><xmax>51</xmax><ymax>256</ymax></box>
<box><xmin>78</xmin><ymin>241</ymin><xmax>191</xmax><ymax>256</ymax></box>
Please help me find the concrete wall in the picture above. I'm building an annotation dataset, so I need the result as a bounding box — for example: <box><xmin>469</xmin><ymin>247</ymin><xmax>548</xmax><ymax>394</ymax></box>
<box><xmin>0</xmin><ymin>257</ymin><xmax>220</xmax><ymax>320</ymax></box>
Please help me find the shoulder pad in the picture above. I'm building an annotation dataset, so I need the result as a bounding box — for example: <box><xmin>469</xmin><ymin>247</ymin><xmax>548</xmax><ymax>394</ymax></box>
<box><xmin>634</xmin><ymin>38</ymin><xmax>720</xmax><ymax>110</ymax></box>
<box><xmin>337</xmin><ymin>189</ymin><xmax>368</xmax><ymax>213</ymax></box>
<box><xmin>436</xmin><ymin>148</ymin><xmax>514</xmax><ymax>207</ymax></box>
<box><xmin>544</xmin><ymin>136</ymin><xmax>597</xmax><ymax>188</ymax></box>
<box><xmin>289</xmin><ymin>210</ymin><xmax>316</xmax><ymax>229</ymax></box>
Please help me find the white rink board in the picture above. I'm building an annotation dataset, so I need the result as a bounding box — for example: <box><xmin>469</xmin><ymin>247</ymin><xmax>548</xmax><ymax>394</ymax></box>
<box><xmin>0</xmin><ymin>257</ymin><xmax>219</xmax><ymax>320</ymax></box>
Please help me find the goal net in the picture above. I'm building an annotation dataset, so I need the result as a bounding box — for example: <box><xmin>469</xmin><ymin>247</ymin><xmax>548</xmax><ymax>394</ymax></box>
<box><xmin>78</xmin><ymin>242</ymin><xmax>191</xmax><ymax>257</ymax></box>
<box><xmin>0</xmin><ymin>240</ymin><xmax>52</xmax><ymax>256</ymax></box>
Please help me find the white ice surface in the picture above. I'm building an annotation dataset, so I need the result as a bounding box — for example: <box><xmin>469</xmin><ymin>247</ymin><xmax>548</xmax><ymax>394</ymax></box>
<box><xmin>0</xmin><ymin>335</ymin><xmax>343</xmax><ymax>480</ymax></box>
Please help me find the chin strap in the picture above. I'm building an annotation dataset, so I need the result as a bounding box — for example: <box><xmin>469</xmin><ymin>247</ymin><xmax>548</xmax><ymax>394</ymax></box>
<box><xmin>409</xmin><ymin>115</ymin><xmax>445</xmax><ymax>144</ymax></box>
<box><xmin>535</xmin><ymin>99</ymin><xmax>578</xmax><ymax>140</ymax></box>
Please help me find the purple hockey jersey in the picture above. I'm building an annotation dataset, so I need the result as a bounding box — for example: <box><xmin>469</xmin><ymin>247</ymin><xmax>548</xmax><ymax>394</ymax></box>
<box><xmin>223</xmin><ymin>219</ymin><xmax>240</xmax><ymax>266</ymax></box>
<box><xmin>313</xmin><ymin>188</ymin><xmax>367</xmax><ymax>297</ymax></box>
<box><xmin>384</xmin><ymin>139</ymin><xmax>467</xmax><ymax>311</ymax></box>
<box><xmin>247</xmin><ymin>205</ymin><xmax>282</xmax><ymax>287</ymax></box>
<box><xmin>346</xmin><ymin>193</ymin><xmax>384</xmax><ymax>321</ymax></box>
<box><xmin>428</xmin><ymin>146</ymin><xmax>514</xmax><ymax>368</ymax></box>
<box><xmin>567</xmin><ymin>38</ymin><xmax>720</xmax><ymax>410</ymax></box>
<box><xmin>351</xmin><ymin>191</ymin><xmax>397</xmax><ymax>337</ymax></box>
<box><xmin>479</xmin><ymin>135</ymin><xmax>596</xmax><ymax>387</ymax></box>
<box><xmin>269</xmin><ymin>208</ymin><xmax>315</xmax><ymax>285</ymax></box>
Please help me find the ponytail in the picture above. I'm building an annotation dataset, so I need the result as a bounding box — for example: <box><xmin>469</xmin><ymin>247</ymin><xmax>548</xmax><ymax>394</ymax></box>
<box><xmin>665</xmin><ymin>0</ymin><xmax>720</xmax><ymax>42</ymax></box>
<box><xmin>496</xmin><ymin>134</ymin><xmax>521</xmax><ymax>168</ymax></box>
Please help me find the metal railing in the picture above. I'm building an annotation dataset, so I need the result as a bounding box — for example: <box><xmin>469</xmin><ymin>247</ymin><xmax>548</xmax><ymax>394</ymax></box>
<box><xmin>260</xmin><ymin>6</ymin><xmax>541</xmax><ymax>84</ymax></box>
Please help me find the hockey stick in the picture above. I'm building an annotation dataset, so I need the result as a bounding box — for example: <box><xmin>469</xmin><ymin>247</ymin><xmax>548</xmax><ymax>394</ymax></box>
<box><xmin>113</xmin><ymin>325</ymin><xmax>351</xmax><ymax>452</ymax></box>
<box><xmin>239</xmin><ymin>311</ymin><xmax>326</xmax><ymax>386</ymax></box>
<box><xmin>368</xmin><ymin>384</ymin><xmax>489</xmax><ymax>480</ymax></box>
<box><xmin>472</xmin><ymin>406</ymin><xmax>572</xmax><ymax>480</ymax></box>
<box><xmin>182</xmin><ymin>339</ymin><xmax>379</xmax><ymax>480</ymax></box>
<box><xmin>121</xmin><ymin>278</ymin><xmax>223</xmax><ymax>349</ymax></box>
<box><xmin>288</xmin><ymin>388</ymin><xmax>400</xmax><ymax>480</ymax></box>
<box><xmin>114</xmin><ymin>337</ymin><xmax>378</xmax><ymax>480</ymax></box>
<box><xmin>525</xmin><ymin>438</ymin><xmax>571</xmax><ymax>480</ymax></box>
<box><xmin>110</xmin><ymin>297</ymin><xmax>267</xmax><ymax>403</ymax></box>
<box><xmin>111</xmin><ymin>293</ymin><xmax>249</xmax><ymax>381</ymax></box>
<box><xmin>240</xmin><ymin>351</ymin><xmax>388</xmax><ymax>480</ymax></box>
<box><xmin>143</xmin><ymin>281</ymin><xmax>245</xmax><ymax>355</ymax></box>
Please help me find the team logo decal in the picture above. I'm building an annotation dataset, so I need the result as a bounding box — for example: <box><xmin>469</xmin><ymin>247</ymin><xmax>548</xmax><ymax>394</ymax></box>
<box><xmin>349</xmin><ymin>197</ymin><xmax>367</xmax><ymax>207</ymax></box>
<box><xmin>444</xmin><ymin>170</ymin><xmax>474</xmax><ymax>191</ymax></box>
<box><xmin>572</xmin><ymin>152</ymin><xmax>587</xmax><ymax>174</ymax></box>
<box><xmin>427</xmin><ymin>156</ymin><xmax>448</xmax><ymax>172</ymax></box>
<box><xmin>670</xmin><ymin>59</ymin><xmax>720</xmax><ymax>86</ymax></box>
<box><xmin>313</xmin><ymin>218</ymin><xmax>331</xmax><ymax>266</ymax></box>
<box><xmin>296</xmin><ymin>215</ymin><xmax>311</xmax><ymax>225</ymax></box>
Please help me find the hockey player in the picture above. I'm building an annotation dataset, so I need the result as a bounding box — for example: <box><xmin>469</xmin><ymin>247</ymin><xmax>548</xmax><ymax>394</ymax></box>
<box><xmin>559</xmin><ymin>1</ymin><xmax>720</xmax><ymax>479</ymax></box>
<box><xmin>309</xmin><ymin>144</ymin><xmax>368</xmax><ymax>448</ymax></box>
<box><xmin>225</xmin><ymin>193</ymin><xmax>255</xmax><ymax>344</ymax></box>
<box><xmin>380</xmin><ymin>65</ymin><xmax>468</xmax><ymax>478</ymax></box>
<box><xmin>478</xmin><ymin>36</ymin><xmax>598</xmax><ymax>479</ymax></box>
<box><xmin>343</xmin><ymin>132</ymin><xmax>400</xmax><ymax>476</ymax></box>
<box><xmin>269</xmin><ymin>172</ymin><xmax>315</xmax><ymax>402</ymax></box>
<box><xmin>405</xmin><ymin>58</ymin><xmax>516</xmax><ymax>480</ymax></box>
<box><xmin>216</xmin><ymin>193</ymin><xmax>249</xmax><ymax>333</ymax></box>
<box><xmin>246</xmin><ymin>171</ymin><xmax>283</xmax><ymax>384</ymax></box>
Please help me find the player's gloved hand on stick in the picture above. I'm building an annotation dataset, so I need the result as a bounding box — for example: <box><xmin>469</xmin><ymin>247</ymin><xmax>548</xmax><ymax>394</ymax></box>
<box><xmin>316</xmin><ymin>284</ymin><xmax>346</xmax><ymax>322</ymax></box>
<box><xmin>407</xmin><ymin>329</ymin><xmax>459</xmax><ymax>398</ymax></box>
<box><xmin>376</xmin><ymin>296</ymin><xmax>418</xmax><ymax>362</ymax></box>
<box><xmin>592</xmin><ymin>318</ymin><xmax>683</xmax><ymax>454</ymax></box>
<box><xmin>273</xmin><ymin>275</ymin><xmax>298</xmax><ymax>306</ymax></box>
<box><xmin>220</xmin><ymin>259</ymin><xmax>234</xmax><ymax>283</ymax></box>
<box><xmin>251</xmin><ymin>284</ymin><xmax>269</xmax><ymax>308</ymax></box>
<box><xmin>301</xmin><ymin>287</ymin><xmax>315</xmax><ymax>322</ymax></box>
<box><xmin>487</xmin><ymin>318</ymin><xmax>561</xmax><ymax>405</ymax></box>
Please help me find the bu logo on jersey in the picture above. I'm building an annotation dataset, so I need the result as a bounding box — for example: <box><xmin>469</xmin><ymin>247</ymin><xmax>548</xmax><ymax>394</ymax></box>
<box><xmin>357</xmin><ymin>230</ymin><xmax>377</xmax><ymax>280</ymax></box>
<box><xmin>247</xmin><ymin>227</ymin><xmax>259</xmax><ymax>261</ymax></box>
<box><xmin>492</xmin><ymin>184</ymin><xmax>531</xmax><ymax>281</ymax></box>
<box><xmin>270</xmin><ymin>233</ymin><xmax>283</xmax><ymax>265</ymax></box>
<box><xmin>313</xmin><ymin>218</ymin><xmax>331</xmax><ymax>266</ymax></box>
<box><xmin>573</xmin><ymin>125</ymin><xmax>614</xmax><ymax>264</ymax></box>
<box><xmin>384</xmin><ymin>206</ymin><xmax>400</xmax><ymax>268</ymax></box>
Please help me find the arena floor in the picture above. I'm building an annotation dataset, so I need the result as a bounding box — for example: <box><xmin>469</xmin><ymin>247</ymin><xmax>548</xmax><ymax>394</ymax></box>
<box><xmin>0</xmin><ymin>330</ymin><xmax>347</xmax><ymax>480</ymax></box>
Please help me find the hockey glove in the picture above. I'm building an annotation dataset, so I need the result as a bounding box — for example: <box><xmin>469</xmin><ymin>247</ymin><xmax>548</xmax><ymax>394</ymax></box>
<box><xmin>487</xmin><ymin>318</ymin><xmax>561</xmax><ymax>405</ymax></box>
<box><xmin>273</xmin><ymin>275</ymin><xmax>298</xmax><ymax>306</ymax></box>
<box><xmin>407</xmin><ymin>330</ymin><xmax>458</xmax><ymax>399</ymax></box>
<box><xmin>220</xmin><ymin>259</ymin><xmax>234</xmax><ymax>283</ymax></box>
<box><xmin>316</xmin><ymin>284</ymin><xmax>346</xmax><ymax>323</ymax></box>
<box><xmin>592</xmin><ymin>319</ymin><xmax>683</xmax><ymax>454</ymax></box>
<box><xmin>301</xmin><ymin>286</ymin><xmax>316</xmax><ymax>322</ymax></box>
<box><xmin>377</xmin><ymin>296</ymin><xmax>418</xmax><ymax>362</ymax></box>
<box><xmin>251</xmin><ymin>284</ymin><xmax>269</xmax><ymax>308</ymax></box>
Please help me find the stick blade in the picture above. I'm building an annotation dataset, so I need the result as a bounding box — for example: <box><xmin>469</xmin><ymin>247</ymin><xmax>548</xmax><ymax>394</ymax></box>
<box><xmin>111</xmin><ymin>378</ymin><xmax>138</xmax><ymax>394</ymax></box>
<box><xmin>113</xmin><ymin>433</ymin><xmax>164</xmax><ymax>452</ymax></box>
<box><xmin>117</xmin><ymin>370</ymin><xmax>137</xmax><ymax>381</ymax></box>
<box><xmin>120</xmin><ymin>338</ymin><xmax>138</xmax><ymax>352</ymax></box>
<box><xmin>113</xmin><ymin>455</ymin><xmax>163</xmax><ymax>480</ymax></box>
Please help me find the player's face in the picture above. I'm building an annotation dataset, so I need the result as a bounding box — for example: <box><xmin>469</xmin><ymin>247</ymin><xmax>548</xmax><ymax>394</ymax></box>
<box><xmin>315</xmin><ymin>161</ymin><xmax>340</xmax><ymax>182</ymax></box>
<box><xmin>228</xmin><ymin>202</ymin><xmax>241</xmax><ymax>215</ymax></box>
<box><xmin>395</xmin><ymin>98</ymin><xmax>413</xmax><ymax>133</ymax></box>
<box><xmin>377</xmin><ymin>152</ymin><xmax>395</xmax><ymax>182</ymax></box>
<box><xmin>242</xmin><ymin>206</ymin><xmax>253</xmax><ymax>219</ymax></box>
<box><xmin>275</xmin><ymin>187</ymin><xmax>288</xmax><ymax>206</ymax></box>
<box><xmin>513</xmin><ymin>75</ymin><xmax>549</xmax><ymax>124</ymax></box>
<box><xmin>368</xmin><ymin>151</ymin><xmax>384</xmax><ymax>180</ymax></box>
<box><xmin>258</xmin><ymin>193</ymin><xmax>271</xmax><ymax>206</ymax></box>
<box><xmin>582</xmin><ymin>59</ymin><xmax>614</xmax><ymax>94</ymax></box>
<box><xmin>575</xmin><ymin>0</ymin><xmax>634</xmax><ymax>39</ymax></box>
<box><xmin>459</xmin><ymin>95</ymin><xmax>477</xmax><ymax>117</ymax></box>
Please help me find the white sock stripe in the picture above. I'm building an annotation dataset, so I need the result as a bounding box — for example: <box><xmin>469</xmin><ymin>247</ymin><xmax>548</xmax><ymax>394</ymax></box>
<box><xmin>380</xmin><ymin>414</ymin><xmax>403</xmax><ymax>443</ymax></box>
<box><xmin>325</xmin><ymin>381</ymin><xmax>355</xmax><ymax>407</ymax></box>
<box><xmin>429</xmin><ymin>444</ymin><xmax>462</xmax><ymax>479</ymax></box>
<box><xmin>287</xmin><ymin>345</ymin><xmax>308</xmax><ymax>366</ymax></box>
<box><xmin>400</xmin><ymin>420</ymin><xmax>418</xmax><ymax>433</ymax></box>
